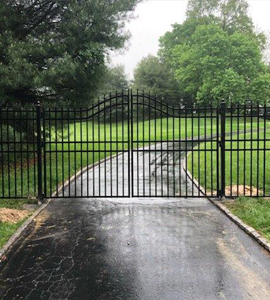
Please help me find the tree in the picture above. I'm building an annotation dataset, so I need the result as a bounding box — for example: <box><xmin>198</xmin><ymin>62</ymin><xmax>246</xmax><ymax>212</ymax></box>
<box><xmin>171</xmin><ymin>25</ymin><xmax>270</xmax><ymax>105</ymax></box>
<box><xmin>99</xmin><ymin>65</ymin><xmax>129</xmax><ymax>96</ymax></box>
<box><xmin>0</xmin><ymin>0</ymin><xmax>140</xmax><ymax>106</ymax></box>
<box><xmin>133</xmin><ymin>55</ymin><xmax>180</xmax><ymax>106</ymax></box>
<box><xmin>158</xmin><ymin>0</ymin><xmax>270</xmax><ymax>106</ymax></box>
<box><xmin>186</xmin><ymin>0</ymin><xmax>254</xmax><ymax>35</ymax></box>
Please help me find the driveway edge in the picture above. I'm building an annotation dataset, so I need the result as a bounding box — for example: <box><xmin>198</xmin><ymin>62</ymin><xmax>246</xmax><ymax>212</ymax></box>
<box><xmin>183</xmin><ymin>162</ymin><xmax>270</xmax><ymax>253</ymax></box>
<box><xmin>0</xmin><ymin>199</ymin><xmax>53</xmax><ymax>262</ymax></box>
<box><xmin>208</xmin><ymin>199</ymin><xmax>270</xmax><ymax>253</ymax></box>
<box><xmin>0</xmin><ymin>153</ymin><xmax>125</xmax><ymax>262</ymax></box>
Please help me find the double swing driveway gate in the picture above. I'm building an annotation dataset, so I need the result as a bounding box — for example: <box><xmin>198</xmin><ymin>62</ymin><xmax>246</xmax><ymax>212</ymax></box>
<box><xmin>0</xmin><ymin>91</ymin><xmax>270</xmax><ymax>200</ymax></box>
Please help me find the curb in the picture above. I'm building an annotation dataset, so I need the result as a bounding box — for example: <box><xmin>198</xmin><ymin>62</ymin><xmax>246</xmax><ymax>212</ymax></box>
<box><xmin>0</xmin><ymin>199</ymin><xmax>53</xmax><ymax>262</ymax></box>
<box><xmin>208</xmin><ymin>199</ymin><xmax>270</xmax><ymax>253</ymax></box>
<box><xmin>183</xmin><ymin>153</ymin><xmax>270</xmax><ymax>253</ymax></box>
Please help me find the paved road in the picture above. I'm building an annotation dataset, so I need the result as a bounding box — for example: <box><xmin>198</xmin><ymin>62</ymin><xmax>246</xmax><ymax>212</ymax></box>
<box><xmin>1</xmin><ymin>148</ymin><xmax>270</xmax><ymax>299</ymax></box>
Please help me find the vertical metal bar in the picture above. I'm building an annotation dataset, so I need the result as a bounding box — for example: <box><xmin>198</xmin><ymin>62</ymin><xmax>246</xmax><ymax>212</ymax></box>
<box><xmin>230</xmin><ymin>105</ymin><xmax>233</xmax><ymax>197</ymax></box>
<box><xmin>19</xmin><ymin>110</ymin><xmax>23</xmax><ymax>197</ymax></box>
<box><xmin>13</xmin><ymin>110</ymin><xmax>17</xmax><ymax>197</ymax></box>
<box><xmin>74</xmin><ymin>109</ymin><xmax>77</xmax><ymax>197</ymax></box>
<box><xmin>155</xmin><ymin>94</ymin><xmax>157</xmax><ymax>197</ymax></box>
<box><xmin>61</xmin><ymin>108</ymin><xmax>64</xmax><ymax>197</ymax></box>
<box><xmin>263</xmin><ymin>104</ymin><xmax>266</xmax><ymax>196</ymax></box>
<box><xmin>55</xmin><ymin>108</ymin><xmax>59</xmax><ymax>197</ymax></box>
<box><xmin>49</xmin><ymin>108</ymin><xmax>52</xmax><ymax>197</ymax></box>
<box><xmin>173</xmin><ymin>106</ymin><xmax>175</xmax><ymax>197</ymax></box>
<box><xmin>26</xmin><ymin>110</ymin><xmax>30</xmax><ymax>197</ymax></box>
<box><xmin>7</xmin><ymin>110</ymin><xmax>11</xmax><ymax>198</ymax></box>
<box><xmin>197</xmin><ymin>107</ymin><xmax>201</xmax><ymax>197</ymax></box>
<box><xmin>142</xmin><ymin>90</ymin><xmax>145</xmax><ymax>197</ymax></box>
<box><xmin>210</xmin><ymin>105</ymin><xmax>213</xmax><ymax>196</ymax></box>
<box><xmin>43</xmin><ymin>109</ymin><xmax>47</xmax><ymax>198</ymax></box>
<box><xmin>129</xmin><ymin>89</ymin><xmax>132</xmax><ymax>198</ymax></box>
<box><xmin>237</xmin><ymin>105</ymin><xmax>240</xmax><ymax>197</ymax></box>
<box><xmin>185</xmin><ymin>106</ymin><xmax>188</xmax><ymax>196</ymax></box>
<box><xmin>179</xmin><ymin>106</ymin><xmax>181</xmax><ymax>197</ymax></box>
<box><xmin>67</xmin><ymin>108</ymin><xmax>71</xmax><ymax>197</ymax></box>
<box><xmin>80</xmin><ymin>108</ymin><xmax>83</xmax><ymax>197</ymax></box>
<box><xmin>243</xmin><ymin>103</ymin><xmax>247</xmax><ymax>196</ymax></box>
<box><xmin>116</xmin><ymin>92</ymin><xmax>119</xmax><ymax>197</ymax></box>
<box><xmin>19</xmin><ymin>109</ymin><xmax>24</xmax><ymax>198</ymax></box>
<box><xmin>98</xmin><ymin>100</ymin><xmax>101</xmax><ymax>197</ymax></box>
<box><xmin>250</xmin><ymin>104</ymin><xmax>253</xmax><ymax>196</ymax></box>
<box><xmin>122</xmin><ymin>92</ymin><xmax>125</xmax><ymax>197</ymax></box>
<box><xmin>204</xmin><ymin>105</ymin><xmax>207</xmax><ymax>197</ymax></box>
<box><xmin>136</xmin><ymin>90</ymin><xmax>139</xmax><ymax>197</ymax></box>
<box><xmin>161</xmin><ymin>97</ymin><xmax>163</xmax><ymax>197</ymax></box>
<box><xmin>191</xmin><ymin>107</ymin><xmax>194</xmax><ymax>196</ymax></box>
<box><xmin>166</xmin><ymin>101</ymin><xmax>169</xmax><ymax>197</ymax></box>
<box><xmin>256</xmin><ymin>104</ymin><xmax>260</xmax><ymax>197</ymax></box>
<box><xmin>220</xmin><ymin>100</ymin><xmax>226</xmax><ymax>198</ymax></box>
<box><xmin>149</xmin><ymin>92</ymin><xmax>151</xmax><ymax>197</ymax></box>
<box><xmin>216</xmin><ymin>106</ymin><xmax>220</xmax><ymax>197</ymax></box>
<box><xmin>0</xmin><ymin>107</ymin><xmax>4</xmax><ymax>198</ymax></box>
<box><xmin>110</xmin><ymin>92</ymin><xmax>113</xmax><ymax>197</ymax></box>
<box><xmin>36</xmin><ymin>102</ymin><xmax>43</xmax><ymax>202</ymax></box>
<box><xmin>91</xmin><ymin>104</ymin><xmax>94</xmax><ymax>197</ymax></box>
<box><xmin>104</xmin><ymin>95</ymin><xmax>107</xmax><ymax>197</ymax></box>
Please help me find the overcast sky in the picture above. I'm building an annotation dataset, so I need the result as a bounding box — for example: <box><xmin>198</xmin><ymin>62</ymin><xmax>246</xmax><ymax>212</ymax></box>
<box><xmin>110</xmin><ymin>0</ymin><xmax>270</xmax><ymax>79</ymax></box>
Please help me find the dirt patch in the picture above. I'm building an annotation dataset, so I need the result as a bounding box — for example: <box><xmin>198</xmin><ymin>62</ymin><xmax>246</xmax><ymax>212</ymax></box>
<box><xmin>208</xmin><ymin>185</ymin><xmax>262</xmax><ymax>197</ymax></box>
<box><xmin>0</xmin><ymin>208</ymin><xmax>30</xmax><ymax>224</ymax></box>
<box><xmin>225</xmin><ymin>185</ymin><xmax>262</xmax><ymax>197</ymax></box>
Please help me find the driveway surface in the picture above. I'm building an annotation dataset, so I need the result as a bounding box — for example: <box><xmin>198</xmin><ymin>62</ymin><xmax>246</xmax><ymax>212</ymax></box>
<box><xmin>1</xmin><ymin>147</ymin><xmax>270</xmax><ymax>299</ymax></box>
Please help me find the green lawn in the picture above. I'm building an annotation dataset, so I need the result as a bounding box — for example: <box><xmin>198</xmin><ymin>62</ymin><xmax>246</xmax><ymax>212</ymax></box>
<box><xmin>0</xmin><ymin>199</ymin><xmax>34</xmax><ymax>248</ymax></box>
<box><xmin>224</xmin><ymin>197</ymin><xmax>270</xmax><ymax>241</ymax></box>
<box><xmin>0</xmin><ymin>116</ymin><xmax>267</xmax><ymax>198</ymax></box>
<box><xmin>187</xmin><ymin>131</ymin><xmax>270</xmax><ymax>195</ymax></box>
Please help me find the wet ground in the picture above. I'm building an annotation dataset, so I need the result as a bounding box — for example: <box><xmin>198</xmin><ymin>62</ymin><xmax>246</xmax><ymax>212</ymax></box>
<box><xmin>1</xmin><ymin>146</ymin><xmax>270</xmax><ymax>299</ymax></box>
<box><xmin>65</xmin><ymin>142</ymin><xmax>201</xmax><ymax>198</ymax></box>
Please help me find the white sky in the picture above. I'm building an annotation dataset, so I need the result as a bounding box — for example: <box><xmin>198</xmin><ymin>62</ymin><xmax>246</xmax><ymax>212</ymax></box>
<box><xmin>110</xmin><ymin>0</ymin><xmax>270</xmax><ymax>79</ymax></box>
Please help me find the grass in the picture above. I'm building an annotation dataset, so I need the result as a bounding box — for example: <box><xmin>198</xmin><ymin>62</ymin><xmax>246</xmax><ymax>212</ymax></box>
<box><xmin>0</xmin><ymin>116</ymin><xmax>264</xmax><ymax>198</ymax></box>
<box><xmin>0</xmin><ymin>199</ymin><xmax>35</xmax><ymax>248</ymax></box>
<box><xmin>225</xmin><ymin>197</ymin><xmax>270</xmax><ymax>241</ymax></box>
<box><xmin>187</xmin><ymin>131</ymin><xmax>270</xmax><ymax>195</ymax></box>
<box><xmin>0</xmin><ymin>220</ymin><xmax>26</xmax><ymax>248</ymax></box>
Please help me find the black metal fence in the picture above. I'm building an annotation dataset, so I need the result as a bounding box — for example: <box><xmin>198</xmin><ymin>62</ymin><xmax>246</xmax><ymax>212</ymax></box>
<box><xmin>0</xmin><ymin>91</ymin><xmax>269</xmax><ymax>200</ymax></box>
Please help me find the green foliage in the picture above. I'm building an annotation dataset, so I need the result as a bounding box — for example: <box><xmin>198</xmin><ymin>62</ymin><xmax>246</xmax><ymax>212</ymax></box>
<box><xmin>159</xmin><ymin>0</ymin><xmax>270</xmax><ymax>106</ymax></box>
<box><xmin>0</xmin><ymin>0</ymin><xmax>139</xmax><ymax>106</ymax></box>
<box><xmin>133</xmin><ymin>55</ymin><xmax>180</xmax><ymax>106</ymax></box>
<box><xmin>171</xmin><ymin>25</ymin><xmax>270</xmax><ymax>105</ymax></box>
<box><xmin>99</xmin><ymin>65</ymin><xmax>129</xmax><ymax>96</ymax></box>
<box><xmin>186</xmin><ymin>0</ymin><xmax>254</xmax><ymax>35</ymax></box>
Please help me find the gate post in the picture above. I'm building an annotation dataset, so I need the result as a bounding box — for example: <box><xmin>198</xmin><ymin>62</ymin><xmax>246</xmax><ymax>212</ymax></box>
<box><xmin>36</xmin><ymin>101</ymin><xmax>43</xmax><ymax>203</ymax></box>
<box><xmin>220</xmin><ymin>99</ymin><xmax>226</xmax><ymax>199</ymax></box>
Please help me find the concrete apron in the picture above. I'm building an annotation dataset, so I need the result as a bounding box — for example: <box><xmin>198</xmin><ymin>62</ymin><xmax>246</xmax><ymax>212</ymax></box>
<box><xmin>0</xmin><ymin>144</ymin><xmax>270</xmax><ymax>299</ymax></box>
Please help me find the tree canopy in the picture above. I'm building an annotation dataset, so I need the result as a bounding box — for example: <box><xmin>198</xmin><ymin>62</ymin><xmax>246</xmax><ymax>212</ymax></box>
<box><xmin>158</xmin><ymin>0</ymin><xmax>270</xmax><ymax>106</ymax></box>
<box><xmin>99</xmin><ymin>65</ymin><xmax>129</xmax><ymax>97</ymax></box>
<box><xmin>133</xmin><ymin>55</ymin><xmax>180</xmax><ymax>105</ymax></box>
<box><xmin>0</xmin><ymin>0</ymin><xmax>140</xmax><ymax>106</ymax></box>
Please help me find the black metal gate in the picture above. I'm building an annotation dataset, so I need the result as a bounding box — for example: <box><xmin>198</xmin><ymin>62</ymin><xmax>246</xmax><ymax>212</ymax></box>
<box><xmin>0</xmin><ymin>91</ymin><xmax>269</xmax><ymax>200</ymax></box>
<box><xmin>130</xmin><ymin>91</ymin><xmax>219</xmax><ymax>198</ymax></box>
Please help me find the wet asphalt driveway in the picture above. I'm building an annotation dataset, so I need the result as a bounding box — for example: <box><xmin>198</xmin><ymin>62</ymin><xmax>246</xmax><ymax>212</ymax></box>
<box><xmin>1</xmin><ymin>149</ymin><xmax>270</xmax><ymax>299</ymax></box>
